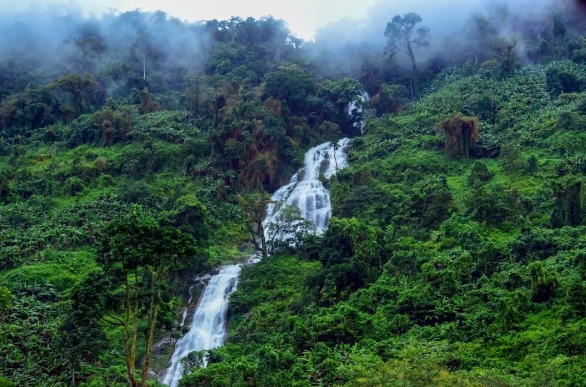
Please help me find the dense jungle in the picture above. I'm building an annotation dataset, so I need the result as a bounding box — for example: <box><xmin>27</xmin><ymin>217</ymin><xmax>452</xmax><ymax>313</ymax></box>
<box><xmin>2</xmin><ymin>0</ymin><xmax>586</xmax><ymax>386</ymax></box>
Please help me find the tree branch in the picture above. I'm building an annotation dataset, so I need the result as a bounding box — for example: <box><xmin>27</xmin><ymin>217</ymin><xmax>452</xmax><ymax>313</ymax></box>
<box><xmin>102</xmin><ymin>314</ymin><xmax>126</xmax><ymax>326</ymax></box>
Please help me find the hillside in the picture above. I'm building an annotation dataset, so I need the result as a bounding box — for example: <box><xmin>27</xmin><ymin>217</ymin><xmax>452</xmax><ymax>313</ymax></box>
<box><xmin>2</xmin><ymin>3</ymin><xmax>586</xmax><ymax>387</ymax></box>
<box><xmin>185</xmin><ymin>60</ymin><xmax>586</xmax><ymax>387</ymax></box>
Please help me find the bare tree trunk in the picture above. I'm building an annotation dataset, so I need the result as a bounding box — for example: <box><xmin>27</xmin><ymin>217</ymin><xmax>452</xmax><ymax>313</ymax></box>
<box><xmin>124</xmin><ymin>277</ymin><xmax>137</xmax><ymax>387</ymax></box>
<box><xmin>406</xmin><ymin>41</ymin><xmax>418</xmax><ymax>100</ymax></box>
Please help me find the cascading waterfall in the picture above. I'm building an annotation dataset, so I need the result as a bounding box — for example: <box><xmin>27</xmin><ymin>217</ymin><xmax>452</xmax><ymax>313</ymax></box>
<box><xmin>349</xmin><ymin>92</ymin><xmax>370</xmax><ymax>134</ymax></box>
<box><xmin>263</xmin><ymin>138</ymin><xmax>352</xmax><ymax>238</ymax></box>
<box><xmin>162</xmin><ymin>139</ymin><xmax>352</xmax><ymax>386</ymax></box>
<box><xmin>162</xmin><ymin>265</ymin><xmax>241</xmax><ymax>387</ymax></box>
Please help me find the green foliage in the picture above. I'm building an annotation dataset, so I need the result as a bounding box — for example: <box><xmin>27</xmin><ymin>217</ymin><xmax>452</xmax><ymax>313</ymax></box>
<box><xmin>306</xmin><ymin>217</ymin><xmax>384</xmax><ymax>305</ymax></box>
<box><xmin>0</xmin><ymin>285</ymin><xmax>11</xmax><ymax>318</ymax></box>
<box><xmin>96</xmin><ymin>205</ymin><xmax>204</xmax><ymax>387</ymax></box>
<box><xmin>546</xmin><ymin>67</ymin><xmax>583</xmax><ymax>97</ymax></box>
<box><xmin>181</xmin><ymin>55</ymin><xmax>586</xmax><ymax>387</ymax></box>
<box><xmin>317</xmin><ymin>78</ymin><xmax>365</xmax><ymax>136</ymax></box>
<box><xmin>482</xmin><ymin>37</ymin><xmax>519</xmax><ymax>79</ymax></box>
<box><xmin>3</xmin><ymin>8</ymin><xmax>586</xmax><ymax>387</ymax></box>
<box><xmin>550</xmin><ymin>177</ymin><xmax>585</xmax><ymax>228</ymax></box>
<box><xmin>500</xmin><ymin>142</ymin><xmax>523</xmax><ymax>174</ymax></box>
<box><xmin>263</xmin><ymin>63</ymin><xmax>315</xmax><ymax>115</ymax></box>
<box><xmin>265</xmin><ymin>204</ymin><xmax>316</xmax><ymax>253</ymax></box>
<box><xmin>0</xmin><ymin>284</ymin><xmax>69</xmax><ymax>386</ymax></box>
<box><xmin>0</xmin><ymin>378</ymin><xmax>15</xmax><ymax>387</ymax></box>
<box><xmin>370</xmin><ymin>83</ymin><xmax>408</xmax><ymax>115</ymax></box>
<box><xmin>467</xmin><ymin>161</ymin><xmax>492</xmax><ymax>186</ymax></box>
<box><xmin>163</xmin><ymin>194</ymin><xmax>210</xmax><ymax>243</ymax></box>
<box><xmin>2</xmin><ymin>250</ymin><xmax>97</xmax><ymax>293</ymax></box>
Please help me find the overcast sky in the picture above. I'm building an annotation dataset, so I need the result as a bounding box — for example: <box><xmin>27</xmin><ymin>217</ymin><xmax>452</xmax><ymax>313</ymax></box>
<box><xmin>0</xmin><ymin>0</ymin><xmax>570</xmax><ymax>39</ymax></box>
<box><xmin>2</xmin><ymin>0</ymin><xmax>369</xmax><ymax>40</ymax></box>
<box><xmin>2</xmin><ymin>0</ymin><xmax>492</xmax><ymax>40</ymax></box>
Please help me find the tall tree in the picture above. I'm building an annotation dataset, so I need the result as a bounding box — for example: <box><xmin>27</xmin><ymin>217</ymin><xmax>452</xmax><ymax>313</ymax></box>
<box><xmin>96</xmin><ymin>205</ymin><xmax>201</xmax><ymax>387</ymax></box>
<box><xmin>48</xmin><ymin>73</ymin><xmax>102</xmax><ymax>118</ymax></box>
<box><xmin>384</xmin><ymin>12</ymin><xmax>430</xmax><ymax>100</ymax></box>
<box><xmin>237</xmin><ymin>192</ymin><xmax>273</xmax><ymax>260</ymax></box>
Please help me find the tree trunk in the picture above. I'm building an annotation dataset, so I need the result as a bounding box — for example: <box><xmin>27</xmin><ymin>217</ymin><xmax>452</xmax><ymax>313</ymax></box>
<box><xmin>124</xmin><ymin>276</ymin><xmax>138</xmax><ymax>387</ymax></box>
<box><xmin>259</xmin><ymin>219</ymin><xmax>268</xmax><ymax>260</ymax></box>
<box><xmin>140</xmin><ymin>267</ymin><xmax>161</xmax><ymax>386</ymax></box>
<box><xmin>406</xmin><ymin>41</ymin><xmax>419</xmax><ymax>100</ymax></box>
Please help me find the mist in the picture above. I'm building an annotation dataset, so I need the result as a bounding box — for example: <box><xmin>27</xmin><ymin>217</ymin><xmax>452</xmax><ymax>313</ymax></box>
<box><xmin>0</xmin><ymin>0</ymin><xmax>585</xmax><ymax>97</ymax></box>
<box><xmin>0</xmin><ymin>4</ymin><xmax>213</xmax><ymax>94</ymax></box>
<box><xmin>307</xmin><ymin>0</ymin><xmax>585</xmax><ymax>91</ymax></box>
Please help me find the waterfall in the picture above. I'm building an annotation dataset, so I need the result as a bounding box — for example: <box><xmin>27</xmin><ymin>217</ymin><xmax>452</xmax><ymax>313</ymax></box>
<box><xmin>349</xmin><ymin>92</ymin><xmax>370</xmax><ymax>134</ymax></box>
<box><xmin>162</xmin><ymin>265</ymin><xmax>241</xmax><ymax>387</ymax></box>
<box><xmin>162</xmin><ymin>139</ymin><xmax>352</xmax><ymax>386</ymax></box>
<box><xmin>263</xmin><ymin>138</ymin><xmax>352</xmax><ymax>239</ymax></box>
<box><xmin>178</xmin><ymin>286</ymin><xmax>193</xmax><ymax>327</ymax></box>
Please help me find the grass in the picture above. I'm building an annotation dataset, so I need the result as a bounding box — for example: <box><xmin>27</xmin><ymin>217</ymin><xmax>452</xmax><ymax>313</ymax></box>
<box><xmin>1</xmin><ymin>248</ymin><xmax>97</xmax><ymax>293</ymax></box>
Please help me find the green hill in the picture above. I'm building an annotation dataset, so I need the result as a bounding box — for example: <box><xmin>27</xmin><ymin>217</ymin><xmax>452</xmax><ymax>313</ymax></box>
<box><xmin>2</xmin><ymin>4</ymin><xmax>586</xmax><ymax>387</ymax></box>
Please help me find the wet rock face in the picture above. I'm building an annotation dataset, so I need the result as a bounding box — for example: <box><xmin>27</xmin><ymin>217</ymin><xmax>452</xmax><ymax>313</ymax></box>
<box><xmin>153</xmin><ymin>336</ymin><xmax>174</xmax><ymax>357</ymax></box>
<box><xmin>238</xmin><ymin>241</ymin><xmax>254</xmax><ymax>252</ymax></box>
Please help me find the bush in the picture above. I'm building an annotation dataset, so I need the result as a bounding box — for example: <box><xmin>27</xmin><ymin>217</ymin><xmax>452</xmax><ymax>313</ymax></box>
<box><xmin>546</xmin><ymin>68</ymin><xmax>582</xmax><ymax>97</ymax></box>
<box><xmin>467</xmin><ymin>161</ymin><xmax>493</xmax><ymax>186</ymax></box>
<box><xmin>0</xmin><ymin>377</ymin><xmax>15</xmax><ymax>387</ymax></box>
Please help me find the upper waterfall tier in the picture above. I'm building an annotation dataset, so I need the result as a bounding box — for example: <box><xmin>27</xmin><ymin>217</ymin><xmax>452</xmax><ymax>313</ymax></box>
<box><xmin>263</xmin><ymin>138</ymin><xmax>351</xmax><ymax>236</ymax></box>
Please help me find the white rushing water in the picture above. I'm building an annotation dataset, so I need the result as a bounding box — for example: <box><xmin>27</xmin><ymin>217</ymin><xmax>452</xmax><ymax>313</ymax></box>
<box><xmin>162</xmin><ymin>139</ymin><xmax>352</xmax><ymax>386</ymax></box>
<box><xmin>263</xmin><ymin>138</ymin><xmax>352</xmax><ymax>238</ymax></box>
<box><xmin>349</xmin><ymin>92</ymin><xmax>370</xmax><ymax>134</ymax></box>
<box><xmin>162</xmin><ymin>265</ymin><xmax>241</xmax><ymax>387</ymax></box>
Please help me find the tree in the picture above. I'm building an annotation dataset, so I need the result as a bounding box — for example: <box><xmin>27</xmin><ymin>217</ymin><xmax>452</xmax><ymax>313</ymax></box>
<box><xmin>464</xmin><ymin>13</ymin><xmax>497</xmax><ymax>64</ymax></box>
<box><xmin>58</xmin><ymin>272</ymin><xmax>109</xmax><ymax>385</ymax></box>
<box><xmin>311</xmin><ymin>217</ymin><xmax>383</xmax><ymax>305</ymax></box>
<box><xmin>317</xmin><ymin>78</ymin><xmax>365</xmax><ymax>136</ymax></box>
<box><xmin>330</xmin><ymin>140</ymin><xmax>340</xmax><ymax>170</ymax></box>
<box><xmin>499</xmin><ymin>142</ymin><xmax>522</xmax><ymax>174</ymax></box>
<box><xmin>483</xmin><ymin>37</ymin><xmax>518</xmax><ymax>79</ymax></box>
<box><xmin>263</xmin><ymin>63</ymin><xmax>316</xmax><ymax>115</ymax></box>
<box><xmin>238</xmin><ymin>192</ymin><xmax>273</xmax><ymax>260</ymax></box>
<box><xmin>265</xmin><ymin>204</ymin><xmax>316</xmax><ymax>252</ymax></box>
<box><xmin>183</xmin><ymin>75</ymin><xmax>215</xmax><ymax>120</ymax></box>
<box><xmin>133</xmin><ymin>28</ymin><xmax>149</xmax><ymax>80</ymax></box>
<box><xmin>467</xmin><ymin>161</ymin><xmax>493</xmax><ymax>186</ymax></box>
<box><xmin>138</xmin><ymin>87</ymin><xmax>158</xmax><ymax>114</ymax></box>
<box><xmin>384</xmin><ymin>12</ymin><xmax>430</xmax><ymax>100</ymax></box>
<box><xmin>550</xmin><ymin>177</ymin><xmax>585</xmax><ymax>228</ymax></box>
<box><xmin>96</xmin><ymin>205</ymin><xmax>201</xmax><ymax>387</ymax></box>
<box><xmin>370</xmin><ymin>83</ymin><xmax>407</xmax><ymax>115</ymax></box>
<box><xmin>71</xmin><ymin>31</ymin><xmax>107</xmax><ymax>73</ymax></box>
<box><xmin>48</xmin><ymin>73</ymin><xmax>102</xmax><ymax>118</ymax></box>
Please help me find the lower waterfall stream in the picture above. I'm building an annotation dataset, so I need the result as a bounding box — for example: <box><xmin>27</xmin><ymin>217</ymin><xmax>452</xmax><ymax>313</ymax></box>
<box><xmin>161</xmin><ymin>138</ymin><xmax>351</xmax><ymax>386</ymax></box>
